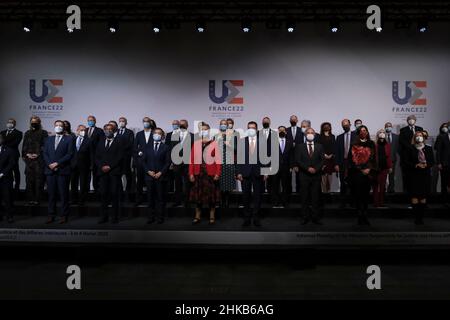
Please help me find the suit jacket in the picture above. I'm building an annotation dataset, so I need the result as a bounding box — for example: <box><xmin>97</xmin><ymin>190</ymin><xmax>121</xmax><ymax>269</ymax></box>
<box><xmin>165</xmin><ymin>131</ymin><xmax>194</xmax><ymax>165</ymax></box>
<box><xmin>95</xmin><ymin>137</ymin><xmax>124</xmax><ymax>176</ymax></box>
<box><xmin>286</xmin><ymin>126</ymin><xmax>303</xmax><ymax>146</ymax></box>
<box><xmin>277</xmin><ymin>138</ymin><xmax>294</xmax><ymax>169</ymax></box>
<box><xmin>236</xmin><ymin>136</ymin><xmax>266</xmax><ymax>178</ymax></box>
<box><xmin>143</xmin><ymin>141</ymin><xmax>171</xmax><ymax>180</ymax></box>
<box><xmin>294</xmin><ymin>142</ymin><xmax>324</xmax><ymax>177</ymax></box>
<box><xmin>385</xmin><ymin>132</ymin><xmax>399</xmax><ymax>163</ymax></box>
<box><xmin>0</xmin><ymin>146</ymin><xmax>15</xmax><ymax>181</ymax></box>
<box><xmin>134</xmin><ymin>130</ymin><xmax>154</xmax><ymax>165</ymax></box>
<box><xmin>0</xmin><ymin>129</ymin><xmax>23</xmax><ymax>158</ymax></box>
<box><xmin>86</xmin><ymin>126</ymin><xmax>104</xmax><ymax>149</ymax></box>
<box><xmin>399</xmin><ymin>125</ymin><xmax>424</xmax><ymax>164</ymax></box>
<box><xmin>117</xmin><ymin>128</ymin><xmax>135</xmax><ymax>154</ymax></box>
<box><xmin>43</xmin><ymin>135</ymin><xmax>74</xmax><ymax>176</ymax></box>
<box><xmin>71</xmin><ymin>135</ymin><xmax>93</xmax><ymax>170</ymax></box>
<box><xmin>404</xmin><ymin>144</ymin><xmax>435</xmax><ymax>172</ymax></box>
<box><xmin>435</xmin><ymin>133</ymin><xmax>450</xmax><ymax>167</ymax></box>
<box><xmin>335</xmin><ymin>131</ymin><xmax>353</xmax><ymax>167</ymax></box>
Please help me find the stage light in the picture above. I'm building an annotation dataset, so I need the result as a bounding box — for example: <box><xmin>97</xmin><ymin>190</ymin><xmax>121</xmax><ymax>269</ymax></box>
<box><xmin>241</xmin><ymin>20</ymin><xmax>251</xmax><ymax>33</ymax></box>
<box><xmin>108</xmin><ymin>19</ymin><xmax>118</xmax><ymax>33</ymax></box>
<box><xmin>330</xmin><ymin>21</ymin><xmax>339</xmax><ymax>33</ymax></box>
<box><xmin>418</xmin><ymin>21</ymin><xmax>428</xmax><ymax>33</ymax></box>
<box><xmin>375</xmin><ymin>26</ymin><xmax>382</xmax><ymax>32</ymax></box>
<box><xmin>196</xmin><ymin>21</ymin><xmax>206</xmax><ymax>33</ymax></box>
<box><xmin>286</xmin><ymin>21</ymin><xmax>296</xmax><ymax>33</ymax></box>
<box><xmin>22</xmin><ymin>19</ymin><xmax>33</xmax><ymax>32</ymax></box>
<box><xmin>152</xmin><ymin>22</ymin><xmax>161</xmax><ymax>33</ymax></box>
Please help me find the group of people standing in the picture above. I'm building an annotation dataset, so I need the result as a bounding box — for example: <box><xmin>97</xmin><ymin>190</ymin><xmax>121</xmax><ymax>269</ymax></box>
<box><xmin>0</xmin><ymin>114</ymin><xmax>449</xmax><ymax>226</ymax></box>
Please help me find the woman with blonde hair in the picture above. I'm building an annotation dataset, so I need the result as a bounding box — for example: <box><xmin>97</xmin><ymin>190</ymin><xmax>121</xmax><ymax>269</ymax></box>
<box><xmin>372</xmin><ymin>128</ymin><xmax>393</xmax><ymax>208</ymax></box>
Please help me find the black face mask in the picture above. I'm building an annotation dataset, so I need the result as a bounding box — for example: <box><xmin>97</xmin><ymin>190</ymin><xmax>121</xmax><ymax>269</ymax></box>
<box><xmin>180</xmin><ymin>124</ymin><xmax>187</xmax><ymax>130</ymax></box>
<box><xmin>342</xmin><ymin>126</ymin><xmax>350</xmax><ymax>132</ymax></box>
<box><xmin>279</xmin><ymin>132</ymin><xmax>286</xmax><ymax>138</ymax></box>
<box><xmin>31</xmin><ymin>123</ymin><xmax>40</xmax><ymax>130</ymax></box>
<box><xmin>290</xmin><ymin>121</ymin><xmax>297</xmax><ymax>127</ymax></box>
<box><xmin>263</xmin><ymin>122</ymin><xmax>270</xmax><ymax>129</ymax></box>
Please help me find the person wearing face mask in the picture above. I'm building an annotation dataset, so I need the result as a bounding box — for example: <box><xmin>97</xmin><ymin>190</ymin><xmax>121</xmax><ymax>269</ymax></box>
<box><xmin>384</xmin><ymin>122</ymin><xmax>399</xmax><ymax>193</ymax></box>
<box><xmin>286</xmin><ymin>115</ymin><xmax>301</xmax><ymax>194</ymax></box>
<box><xmin>236</xmin><ymin>121</ymin><xmax>268</xmax><ymax>227</ymax></box>
<box><xmin>85</xmin><ymin>115</ymin><xmax>104</xmax><ymax>193</ymax></box>
<box><xmin>372</xmin><ymin>129</ymin><xmax>393</xmax><ymax>208</ymax></box>
<box><xmin>347</xmin><ymin>125</ymin><xmax>376</xmax><ymax>226</ymax></box>
<box><xmin>143</xmin><ymin>128</ymin><xmax>171</xmax><ymax>224</ymax></box>
<box><xmin>259</xmin><ymin>117</ymin><xmax>276</xmax><ymax>194</ymax></box>
<box><xmin>189</xmin><ymin>123</ymin><xmax>221</xmax><ymax>225</ymax></box>
<box><xmin>335</xmin><ymin>119</ymin><xmax>356</xmax><ymax>208</ymax></box>
<box><xmin>43</xmin><ymin>120</ymin><xmax>74</xmax><ymax>224</ymax></box>
<box><xmin>0</xmin><ymin>118</ymin><xmax>23</xmax><ymax>198</ymax></box>
<box><xmin>63</xmin><ymin>120</ymin><xmax>76</xmax><ymax>138</ymax></box>
<box><xmin>435</xmin><ymin>122</ymin><xmax>450</xmax><ymax>207</ymax></box>
<box><xmin>404</xmin><ymin>131</ymin><xmax>434</xmax><ymax>225</ymax></box>
<box><xmin>116</xmin><ymin>117</ymin><xmax>135</xmax><ymax>202</ymax></box>
<box><xmin>70</xmin><ymin>125</ymin><xmax>93</xmax><ymax>207</ymax></box>
<box><xmin>0</xmin><ymin>134</ymin><xmax>16</xmax><ymax>223</ymax></box>
<box><xmin>318</xmin><ymin>122</ymin><xmax>337</xmax><ymax>197</ymax></box>
<box><xmin>169</xmin><ymin>119</ymin><xmax>194</xmax><ymax>208</ymax></box>
<box><xmin>164</xmin><ymin>119</ymin><xmax>180</xmax><ymax>195</ymax></box>
<box><xmin>96</xmin><ymin>123</ymin><xmax>125</xmax><ymax>224</ymax></box>
<box><xmin>399</xmin><ymin>115</ymin><xmax>423</xmax><ymax>193</ymax></box>
<box><xmin>214</xmin><ymin>119</ymin><xmax>237</xmax><ymax>208</ymax></box>
<box><xmin>22</xmin><ymin>116</ymin><xmax>48</xmax><ymax>206</ymax></box>
<box><xmin>134</xmin><ymin>117</ymin><xmax>155</xmax><ymax>206</ymax></box>
<box><xmin>351</xmin><ymin>119</ymin><xmax>363</xmax><ymax>142</ymax></box>
<box><xmin>271</xmin><ymin>126</ymin><xmax>294</xmax><ymax>208</ymax></box>
<box><xmin>293</xmin><ymin>128</ymin><xmax>324</xmax><ymax>225</ymax></box>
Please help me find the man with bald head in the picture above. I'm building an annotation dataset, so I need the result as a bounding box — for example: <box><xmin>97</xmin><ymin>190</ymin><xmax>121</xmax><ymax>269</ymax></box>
<box><xmin>86</xmin><ymin>115</ymin><xmax>104</xmax><ymax>192</ymax></box>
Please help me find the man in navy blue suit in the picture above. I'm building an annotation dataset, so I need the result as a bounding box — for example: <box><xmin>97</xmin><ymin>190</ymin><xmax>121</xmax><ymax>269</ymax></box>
<box><xmin>0</xmin><ymin>134</ymin><xmax>16</xmax><ymax>223</ymax></box>
<box><xmin>70</xmin><ymin>125</ymin><xmax>93</xmax><ymax>206</ymax></box>
<box><xmin>236</xmin><ymin>121</ymin><xmax>268</xmax><ymax>227</ymax></box>
<box><xmin>43</xmin><ymin>120</ymin><xmax>74</xmax><ymax>224</ymax></box>
<box><xmin>117</xmin><ymin>117</ymin><xmax>135</xmax><ymax>201</ymax></box>
<box><xmin>143</xmin><ymin>128</ymin><xmax>171</xmax><ymax>224</ymax></box>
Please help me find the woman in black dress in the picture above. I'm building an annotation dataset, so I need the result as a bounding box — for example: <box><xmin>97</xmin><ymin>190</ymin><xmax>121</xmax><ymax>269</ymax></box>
<box><xmin>347</xmin><ymin>125</ymin><xmax>377</xmax><ymax>225</ymax></box>
<box><xmin>404</xmin><ymin>131</ymin><xmax>435</xmax><ymax>225</ymax></box>
<box><xmin>318</xmin><ymin>122</ymin><xmax>337</xmax><ymax>195</ymax></box>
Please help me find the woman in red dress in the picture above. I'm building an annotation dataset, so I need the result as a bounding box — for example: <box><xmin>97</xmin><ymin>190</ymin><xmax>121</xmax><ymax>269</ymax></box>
<box><xmin>189</xmin><ymin>123</ymin><xmax>222</xmax><ymax>225</ymax></box>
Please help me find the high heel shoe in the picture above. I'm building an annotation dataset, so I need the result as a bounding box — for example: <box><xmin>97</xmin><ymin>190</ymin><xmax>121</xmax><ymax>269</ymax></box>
<box><xmin>192</xmin><ymin>218</ymin><xmax>201</xmax><ymax>225</ymax></box>
<box><xmin>209</xmin><ymin>218</ymin><xmax>215</xmax><ymax>225</ymax></box>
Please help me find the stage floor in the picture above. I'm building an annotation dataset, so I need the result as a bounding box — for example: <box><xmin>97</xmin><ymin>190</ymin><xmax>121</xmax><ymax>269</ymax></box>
<box><xmin>1</xmin><ymin>200</ymin><xmax>449</xmax><ymax>247</ymax></box>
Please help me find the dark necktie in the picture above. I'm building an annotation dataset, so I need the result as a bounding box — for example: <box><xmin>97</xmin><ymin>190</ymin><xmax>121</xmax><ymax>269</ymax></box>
<box><xmin>106</xmin><ymin>140</ymin><xmax>111</xmax><ymax>150</ymax></box>
<box><xmin>308</xmin><ymin>143</ymin><xmax>313</xmax><ymax>157</ymax></box>
<box><xmin>154</xmin><ymin>142</ymin><xmax>159</xmax><ymax>152</ymax></box>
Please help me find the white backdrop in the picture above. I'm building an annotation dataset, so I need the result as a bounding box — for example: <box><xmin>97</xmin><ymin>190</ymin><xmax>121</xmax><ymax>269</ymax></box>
<box><xmin>1</xmin><ymin>22</ymin><xmax>449</xmax><ymax>190</ymax></box>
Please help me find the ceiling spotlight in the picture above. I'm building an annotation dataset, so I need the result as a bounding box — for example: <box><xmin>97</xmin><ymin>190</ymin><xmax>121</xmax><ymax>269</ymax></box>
<box><xmin>375</xmin><ymin>26</ymin><xmax>382</xmax><ymax>32</ymax></box>
<box><xmin>22</xmin><ymin>19</ymin><xmax>33</xmax><ymax>32</ymax></box>
<box><xmin>196</xmin><ymin>21</ymin><xmax>206</xmax><ymax>33</ymax></box>
<box><xmin>330</xmin><ymin>20</ymin><xmax>339</xmax><ymax>33</ymax></box>
<box><xmin>67</xmin><ymin>28</ymin><xmax>74</xmax><ymax>33</ymax></box>
<box><xmin>286</xmin><ymin>21</ymin><xmax>296</xmax><ymax>33</ymax></box>
<box><xmin>418</xmin><ymin>21</ymin><xmax>428</xmax><ymax>33</ymax></box>
<box><xmin>152</xmin><ymin>22</ymin><xmax>161</xmax><ymax>33</ymax></box>
<box><xmin>241</xmin><ymin>20</ymin><xmax>251</xmax><ymax>33</ymax></box>
<box><xmin>108</xmin><ymin>19</ymin><xmax>118</xmax><ymax>33</ymax></box>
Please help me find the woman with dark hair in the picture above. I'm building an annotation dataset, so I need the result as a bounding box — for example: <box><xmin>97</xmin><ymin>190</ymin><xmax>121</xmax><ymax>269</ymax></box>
<box><xmin>63</xmin><ymin>120</ymin><xmax>76</xmax><ymax>138</ymax></box>
<box><xmin>405</xmin><ymin>131</ymin><xmax>435</xmax><ymax>225</ymax></box>
<box><xmin>318</xmin><ymin>122</ymin><xmax>337</xmax><ymax>195</ymax></box>
<box><xmin>372</xmin><ymin>129</ymin><xmax>393</xmax><ymax>208</ymax></box>
<box><xmin>347</xmin><ymin>125</ymin><xmax>376</xmax><ymax>225</ymax></box>
<box><xmin>189</xmin><ymin>123</ymin><xmax>222</xmax><ymax>225</ymax></box>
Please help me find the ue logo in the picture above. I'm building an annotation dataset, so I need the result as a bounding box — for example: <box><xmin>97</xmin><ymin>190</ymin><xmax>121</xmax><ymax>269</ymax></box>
<box><xmin>392</xmin><ymin>81</ymin><xmax>427</xmax><ymax>105</ymax></box>
<box><xmin>209</xmin><ymin>80</ymin><xmax>244</xmax><ymax>104</ymax></box>
<box><xmin>30</xmin><ymin>79</ymin><xmax>63</xmax><ymax>103</ymax></box>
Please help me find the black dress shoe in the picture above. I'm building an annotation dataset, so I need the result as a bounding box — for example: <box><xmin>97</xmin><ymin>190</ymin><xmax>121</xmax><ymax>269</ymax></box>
<box><xmin>98</xmin><ymin>218</ymin><xmax>108</xmax><ymax>224</ymax></box>
<box><xmin>46</xmin><ymin>217</ymin><xmax>55</xmax><ymax>224</ymax></box>
<box><xmin>301</xmin><ymin>218</ymin><xmax>310</xmax><ymax>225</ymax></box>
<box><xmin>242</xmin><ymin>219</ymin><xmax>251</xmax><ymax>227</ymax></box>
<box><xmin>253</xmin><ymin>219</ymin><xmax>261</xmax><ymax>227</ymax></box>
<box><xmin>147</xmin><ymin>217</ymin><xmax>156</xmax><ymax>224</ymax></box>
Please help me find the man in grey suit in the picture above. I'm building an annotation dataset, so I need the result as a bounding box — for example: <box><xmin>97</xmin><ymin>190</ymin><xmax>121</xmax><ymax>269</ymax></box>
<box><xmin>385</xmin><ymin>122</ymin><xmax>399</xmax><ymax>193</ymax></box>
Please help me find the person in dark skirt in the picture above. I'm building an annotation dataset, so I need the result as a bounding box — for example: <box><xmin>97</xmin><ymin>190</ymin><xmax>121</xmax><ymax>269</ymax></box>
<box><xmin>189</xmin><ymin>123</ymin><xmax>222</xmax><ymax>225</ymax></box>
<box><xmin>404</xmin><ymin>131</ymin><xmax>435</xmax><ymax>225</ymax></box>
<box><xmin>372</xmin><ymin>129</ymin><xmax>393</xmax><ymax>208</ymax></box>
<box><xmin>318</xmin><ymin>122</ymin><xmax>337</xmax><ymax>195</ymax></box>
<box><xmin>347</xmin><ymin>125</ymin><xmax>377</xmax><ymax>225</ymax></box>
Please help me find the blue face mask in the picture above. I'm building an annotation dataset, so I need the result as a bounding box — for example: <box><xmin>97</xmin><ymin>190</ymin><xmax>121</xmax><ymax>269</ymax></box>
<box><xmin>153</xmin><ymin>134</ymin><xmax>162</xmax><ymax>141</ymax></box>
<box><xmin>220</xmin><ymin>124</ymin><xmax>227</xmax><ymax>132</ymax></box>
<box><xmin>105</xmin><ymin>131</ymin><xmax>114</xmax><ymax>139</ymax></box>
<box><xmin>88</xmin><ymin>120</ymin><xmax>95</xmax><ymax>127</ymax></box>
<box><xmin>172</xmin><ymin>124</ymin><xmax>180</xmax><ymax>130</ymax></box>
<box><xmin>143</xmin><ymin>122</ymin><xmax>151</xmax><ymax>129</ymax></box>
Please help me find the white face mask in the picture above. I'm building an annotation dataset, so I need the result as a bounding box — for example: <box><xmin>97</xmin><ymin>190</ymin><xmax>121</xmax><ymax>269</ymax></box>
<box><xmin>415</xmin><ymin>136</ymin><xmax>424</xmax><ymax>143</ymax></box>
<box><xmin>378</xmin><ymin>133</ymin><xmax>386</xmax><ymax>139</ymax></box>
<box><xmin>55</xmin><ymin>126</ymin><xmax>64</xmax><ymax>134</ymax></box>
<box><xmin>78</xmin><ymin>131</ymin><xmax>86</xmax><ymax>137</ymax></box>
<box><xmin>408</xmin><ymin>119</ymin><xmax>416</xmax><ymax>126</ymax></box>
<box><xmin>153</xmin><ymin>133</ymin><xmax>162</xmax><ymax>141</ymax></box>
<box><xmin>442</xmin><ymin>127</ymin><xmax>448</xmax><ymax>133</ymax></box>
<box><xmin>301</xmin><ymin>127</ymin><xmax>307</xmax><ymax>133</ymax></box>
<box><xmin>385</xmin><ymin>127</ymin><xmax>392</xmax><ymax>133</ymax></box>
<box><xmin>306</xmin><ymin>133</ymin><xmax>315</xmax><ymax>142</ymax></box>
<box><xmin>201</xmin><ymin>130</ymin><xmax>210</xmax><ymax>138</ymax></box>
<box><xmin>6</xmin><ymin>123</ymin><xmax>14</xmax><ymax>130</ymax></box>
<box><xmin>119</xmin><ymin>122</ymin><xmax>126</xmax><ymax>128</ymax></box>
<box><xmin>247</xmin><ymin>128</ymin><xmax>257</xmax><ymax>137</ymax></box>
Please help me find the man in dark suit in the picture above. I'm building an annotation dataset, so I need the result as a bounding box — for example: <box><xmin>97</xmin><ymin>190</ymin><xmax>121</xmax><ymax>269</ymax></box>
<box><xmin>435</xmin><ymin>122</ymin><xmax>450</xmax><ymax>206</ymax></box>
<box><xmin>335</xmin><ymin>119</ymin><xmax>355</xmax><ymax>208</ymax></box>
<box><xmin>399</xmin><ymin>115</ymin><xmax>423</xmax><ymax>193</ymax></box>
<box><xmin>117</xmin><ymin>117</ymin><xmax>135</xmax><ymax>201</ymax></box>
<box><xmin>143</xmin><ymin>128</ymin><xmax>171</xmax><ymax>224</ymax></box>
<box><xmin>259</xmin><ymin>117</ymin><xmax>276</xmax><ymax>194</ymax></box>
<box><xmin>86</xmin><ymin>115</ymin><xmax>104</xmax><ymax>193</ymax></box>
<box><xmin>43</xmin><ymin>120</ymin><xmax>74</xmax><ymax>224</ymax></box>
<box><xmin>0</xmin><ymin>135</ymin><xmax>16</xmax><ymax>223</ymax></box>
<box><xmin>237</xmin><ymin>121</ymin><xmax>268</xmax><ymax>227</ymax></box>
<box><xmin>0</xmin><ymin>118</ymin><xmax>23</xmax><ymax>195</ymax></box>
<box><xmin>385</xmin><ymin>122</ymin><xmax>400</xmax><ymax>193</ymax></box>
<box><xmin>293</xmin><ymin>128</ymin><xmax>324</xmax><ymax>225</ymax></box>
<box><xmin>134</xmin><ymin>117</ymin><xmax>155</xmax><ymax>206</ymax></box>
<box><xmin>165</xmin><ymin>119</ymin><xmax>180</xmax><ymax>193</ymax></box>
<box><xmin>70</xmin><ymin>125</ymin><xmax>93</xmax><ymax>206</ymax></box>
<box><xmin>166</xmin><ymin>119</ymin><xmax>194</xmax><ymax>207</ymax></box>
<box><xmin>271</xmin><ymin>126</ymin><xmax>294</xmax><ymax>208</ymax></box>
<box><xmin>286</xmin><ymin>115</ymin><xmax>302</xmax><ymax>193</ymax></box>
<box><xmin>96</xmin><ymin>123</ymin><xmax>125</xmax><ymax>224</ymax></box>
